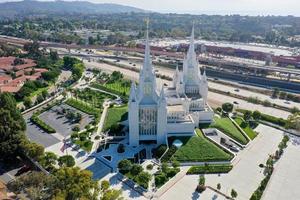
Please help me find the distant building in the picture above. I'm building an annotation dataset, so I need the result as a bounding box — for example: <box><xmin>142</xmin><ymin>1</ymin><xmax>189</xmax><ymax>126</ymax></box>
<box><xmin>128</xmin><ymin>25</ymin><xmax>213</xmax><ymax>146</ymax></box>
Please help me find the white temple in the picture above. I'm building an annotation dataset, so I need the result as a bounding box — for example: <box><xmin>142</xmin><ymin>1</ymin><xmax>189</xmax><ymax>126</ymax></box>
<box><xmin>128</xmin><ymin>24</ymin><xmax>213</xmax><ymax>147</ymax></box>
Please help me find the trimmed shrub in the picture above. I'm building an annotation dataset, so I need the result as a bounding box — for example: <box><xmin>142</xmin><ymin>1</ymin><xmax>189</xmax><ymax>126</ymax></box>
<box><xmin>187</xmin><ymin>164</ymin><xmax>233</xmax><ymax>174</ymax></box>
<box><xmin>30</xmin><ymin>113</ymin><xmax>56</xmax><ymax>133</ymax></box>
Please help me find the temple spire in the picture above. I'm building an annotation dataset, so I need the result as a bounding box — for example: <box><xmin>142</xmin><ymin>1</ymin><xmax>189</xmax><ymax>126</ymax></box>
<box><xmin>160</xmin><ymin>85</ymin><xmax>166</xmax><ymax>102</ymax></box>
<box><xmin>143</xmin><ymin>18</ymin><xmax>151</xmax><ymax>71</ymax></box>
<box><xmin>129</xmin><ymin>81</ymin><xmax>136</xmax><ymax>101</ymax></box>
<box><xmin>202</xmin><ymin>68</ymin><xmax>207</xmax><ymax>82</ymax></box>
<box><xmin>188</xmin><ymin>22</ymin><xmax>195</xmax><ymax>54</ymax></box>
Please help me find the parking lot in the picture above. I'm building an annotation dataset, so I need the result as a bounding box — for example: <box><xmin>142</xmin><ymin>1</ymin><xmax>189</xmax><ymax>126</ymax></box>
<box><xmin>39</xmin><ymin>104</ymin><xmax>93</xmax><ymax>137</ymax></box>
<box><xmin>25</xmin><ymin>115</ymin><xmax>60</xmax><ymax>148</ymax></box>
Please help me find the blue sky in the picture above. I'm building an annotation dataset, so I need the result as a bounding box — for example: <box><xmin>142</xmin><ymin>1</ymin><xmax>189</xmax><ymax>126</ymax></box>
<box><xmin>1</xmin><ymin>0</ymin><xmax>299</xmax><ymax>16</ymax></box>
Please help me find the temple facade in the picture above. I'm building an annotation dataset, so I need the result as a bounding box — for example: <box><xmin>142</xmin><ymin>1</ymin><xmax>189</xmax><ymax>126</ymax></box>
<box><xmin>128</xmin><ymin>25</ymin><xmax>213</xmax><ymax>147</ymax></box>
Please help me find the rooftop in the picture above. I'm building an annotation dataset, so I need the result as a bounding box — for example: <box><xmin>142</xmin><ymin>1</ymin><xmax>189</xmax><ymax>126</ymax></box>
<box><xmin>167</xmin><ymin>104</ymin><xmax>185</xmax><ymax>112</ymax></box>
<box><xmin>0</xmin><ymin>85</ymin><xmax>22</xmax><ymax>93</ymax></box>
<box><xmin>0</xmin><ymin>56</ymin><xmax>36</xmax><ymax>72</ymax></box>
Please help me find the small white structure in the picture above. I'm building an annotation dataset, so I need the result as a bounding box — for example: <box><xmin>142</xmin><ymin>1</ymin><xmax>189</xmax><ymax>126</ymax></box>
<box><xmin>128</xmin><ymin>24</ymin><xmax>213</xmax><ymax>147</ymax></box>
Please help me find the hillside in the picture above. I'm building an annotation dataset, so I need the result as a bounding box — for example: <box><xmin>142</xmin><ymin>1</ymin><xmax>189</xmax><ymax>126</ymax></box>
<box><xmin>0</xmin><ymin>0</ymin><xmax>145</xmax><ymax>17</ymax></box>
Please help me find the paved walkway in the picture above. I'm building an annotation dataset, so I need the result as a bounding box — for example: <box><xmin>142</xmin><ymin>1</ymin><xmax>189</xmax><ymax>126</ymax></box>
<box><xmin>91</xmin><ymin>100</ymin><xmax>110</xmax><ymax>153</ymax></box>
<box><xmin>160</xmin><ymin>124</ymin><xmax>283</xmax><ymax>200</ymax></box>
<box><xmin>263</xmin><ymin>140</ymin><xmax>300</xmax><ymax>200</ymax></box>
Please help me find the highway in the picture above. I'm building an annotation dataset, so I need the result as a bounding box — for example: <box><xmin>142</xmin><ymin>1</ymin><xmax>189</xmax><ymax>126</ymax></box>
<box><xmin>1</xmin><ymin>35</ymin><xmax>300</xmax><ymax>76</ymax></box>
<box><xmin>82</xmin><ymin>59</ymin><xmax>291</xmax><ymax>119</ymax></box>
<box><xmin>82</xmin><ymin>54</ymin><xmax>300</xmax><ymax>109</ymax></box>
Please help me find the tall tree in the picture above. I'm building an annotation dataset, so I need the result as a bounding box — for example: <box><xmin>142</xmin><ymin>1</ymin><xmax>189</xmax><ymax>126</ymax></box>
<box><xmin>7</xmin><ymin>171</ymin><xmax>55</xmax><ymax>200</ymax></box>
<box><xmin>0</xmin><ymin>93</ymin><xmax>26</xmax><ymax>161</ymax></box>
<box><xmin>53</xmin><ymin>167</ymin><xmax>99</xmax><ymax>200</ymax></box>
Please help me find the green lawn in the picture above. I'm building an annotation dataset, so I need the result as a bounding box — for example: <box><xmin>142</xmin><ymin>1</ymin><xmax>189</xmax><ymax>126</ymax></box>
<box><xmin>210</xmin><ymin>117</ymin><xmax>249</xmax><ymax>145</ymax></box>
<box><xmin>170</xmin><ymin>129</ymin><xmax>233</xmax><ymax>162</ymax></box>
<box><xmin>234</xmin><ymin>117</ymin><xmax>258</xmax><ymax>140</ymax></box>
<box><xmin>103</xmin><ymin>105</ymin><xmax>128</xmax><ymax>131</ymax></box>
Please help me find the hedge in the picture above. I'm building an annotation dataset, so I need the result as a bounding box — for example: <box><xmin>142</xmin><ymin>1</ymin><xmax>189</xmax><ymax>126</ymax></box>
<box><xmin>187</xmin><ymin>164</ymin><xmax>233</xmax><ymax>174</ymax></box>
<box><xmin>30</xmin><ymin>114</ymin><xmax>56</xmax><ymax>133</ymax></box>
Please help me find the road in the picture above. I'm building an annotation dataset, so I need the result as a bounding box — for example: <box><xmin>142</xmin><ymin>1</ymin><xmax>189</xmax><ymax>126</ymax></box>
<box><xmin>87</xmin><ymin>56</ymin><xmax>299</xmax><ymax>110</ymax></box>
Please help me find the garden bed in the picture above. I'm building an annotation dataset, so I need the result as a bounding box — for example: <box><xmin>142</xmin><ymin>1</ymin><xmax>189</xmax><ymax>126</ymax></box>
<box><xmin>75</xmin><ymin>88</ymin><xmax>115</xmax><ymax>109</ymax></box>
<box><xmin>71</xmin><ymin>130</ymin><xmax>94</xmax><ymax>152</ymax></box>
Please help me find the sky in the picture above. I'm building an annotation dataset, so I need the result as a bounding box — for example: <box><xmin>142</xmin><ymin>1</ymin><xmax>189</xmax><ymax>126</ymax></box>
<box><xmin>1</xmin><ymin>0</ymin><xmax>300</xmax><ymax>16</ymax></box>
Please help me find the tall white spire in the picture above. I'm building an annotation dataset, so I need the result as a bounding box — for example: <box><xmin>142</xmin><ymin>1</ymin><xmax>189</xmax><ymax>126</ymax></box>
<box><xmin>129</xmin><ymin>81</ymin><xmax>136</xmax><ymax>102</ymax></box>
<box><xmin>202</xmin><ymin>68</ymin><xmax>207</xmax><ymax>82</ymax></box>
<box><xmin>143</xmin><ymin>19</ymin><xmax>152</xmax><ymax>72</ymax></box>
<box><xmin>160</xmin><ymin>85</ymin><xmax>166</xmax><ymax>102</ymax></box>
<box><xmin>188</xmin><ymin>22</ymin><xmax>195</xmax><ymax>55</ymax></box>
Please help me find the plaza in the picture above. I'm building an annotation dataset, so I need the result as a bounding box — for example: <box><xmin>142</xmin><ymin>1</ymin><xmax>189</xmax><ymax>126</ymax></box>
<box><xmin>159</xmin><ymin>124</ymin><xmax>283</xmax><ymax>200</ymax></box>
<box><xmin>263</xmin><ymin>137</ymin><xmax>300</xmax><ymax>200</ymax></box>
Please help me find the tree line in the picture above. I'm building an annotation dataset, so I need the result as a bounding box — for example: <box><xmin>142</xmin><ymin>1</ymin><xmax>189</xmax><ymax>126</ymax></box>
<box><xmin>1</xmin><ymin>13</ymin><xmax>300</xmax><ymax>47</ymax></box>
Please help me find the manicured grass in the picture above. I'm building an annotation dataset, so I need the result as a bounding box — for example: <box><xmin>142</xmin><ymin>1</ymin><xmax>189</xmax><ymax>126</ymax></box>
<box><xmin>187</xmin><ymin>164</ymin><xmax>233</xmax><ymax>174</ymax></box>
<box><xmin>170</xmin><ymin>129</ymin><xmax>233</xmax><ymax>162</ymax></box>
<box><xmin>210</xmin><ymin>117</ymin><xmax>249</xmax><ymax>145</ymax></box>
<box><xmin>234</xmin><ymin>117</ymin><xmax>258</xmax><ymax>140</ymax></box>
<box><xmin>104</xmin><ymin>105</ymin><xmax>128</xmax><ymax>131</ymax></box>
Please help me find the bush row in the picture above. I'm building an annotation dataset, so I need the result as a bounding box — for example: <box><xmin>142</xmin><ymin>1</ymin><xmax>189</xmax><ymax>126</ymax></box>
<box><xmin>30</xmin><ymin>114</ymin><xmax>56</xmax><ymax>133</ymax></box>
<box><xmin>187</xmin><ymin>164</ymin><xmax>233</xmax><ymax>174</ymax></box>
